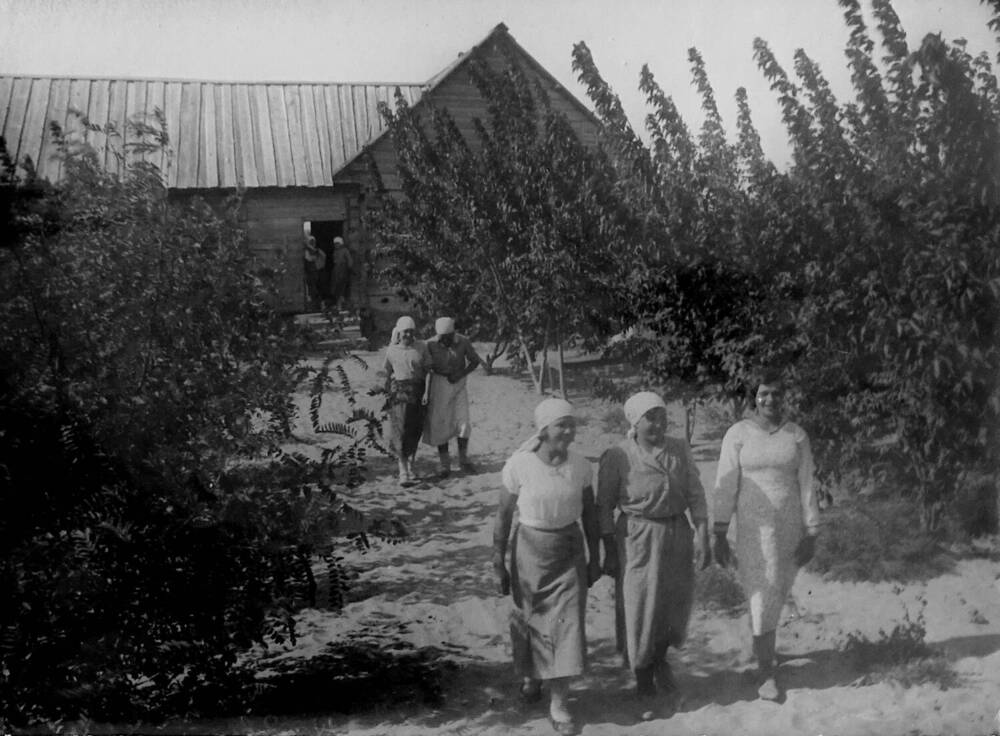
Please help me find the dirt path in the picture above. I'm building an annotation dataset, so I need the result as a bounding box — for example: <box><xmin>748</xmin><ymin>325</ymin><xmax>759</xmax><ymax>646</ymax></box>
<box><xmin>187</xmin><ymin>352</ymin><xmax>1000</xmax><ymax>736</ymax></box>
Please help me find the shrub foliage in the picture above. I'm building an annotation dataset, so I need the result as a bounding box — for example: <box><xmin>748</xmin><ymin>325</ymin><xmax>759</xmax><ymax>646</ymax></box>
<box><xmin>0</xmin><ymin>119</ymin><xmax>383</xmax><ymax>723</ymax></box>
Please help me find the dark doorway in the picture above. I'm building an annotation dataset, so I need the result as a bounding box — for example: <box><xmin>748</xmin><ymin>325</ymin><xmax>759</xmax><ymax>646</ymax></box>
<box><xmin>307</xmin><ymin>220</ymin><xmax>344</xmax><ymax>308</ymax></box>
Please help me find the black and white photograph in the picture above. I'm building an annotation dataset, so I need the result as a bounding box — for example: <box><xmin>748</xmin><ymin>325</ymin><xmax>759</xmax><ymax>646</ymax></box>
<box><xmin>2</xmin><ymin>1</ymin><xmax>999</xmax><ymax>734</ymax></box>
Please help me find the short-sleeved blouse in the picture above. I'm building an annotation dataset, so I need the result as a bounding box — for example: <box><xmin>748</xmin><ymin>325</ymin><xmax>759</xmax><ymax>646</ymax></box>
<box><xmin>383</xmin><ymin>341</ymin><xmax>431</xmax><ymax>382</ymax></box>
<box><xmin>501</xmin><ymin>449</ymin><xmax>592</xmax><ymax>530</ymax></box>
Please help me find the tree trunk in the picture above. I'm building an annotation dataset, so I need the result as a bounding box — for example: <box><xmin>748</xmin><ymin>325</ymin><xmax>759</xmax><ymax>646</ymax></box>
<box><xmin>539</xmin><ymin>344</ymin><xmax>549</xmax><ymax>394</ymax></box>
<box><xmin>518</xmin><ymin>336</ymin><xmax>541</xmax><ymax>394</ymax></box>
<box><xmin>684</xmin><ymin>401</ymin><xmax>696</xmax><ymax>444</ymax></box>
<box><xmin>557</xmin><ymin>335</ymin><xmax>567</xmax><ymax>400</ymax></box>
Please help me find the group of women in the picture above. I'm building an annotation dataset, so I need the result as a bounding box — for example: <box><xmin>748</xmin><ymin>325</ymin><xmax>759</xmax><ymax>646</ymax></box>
<box><xmin>493</xmin><ymin>370</ymin><xmax>820</xmax><ymax>733</ymax></box>
<box><xmin>382</xmin><ymin>315</ymin><xmax>481</xmax><ymax>484</ymax></box>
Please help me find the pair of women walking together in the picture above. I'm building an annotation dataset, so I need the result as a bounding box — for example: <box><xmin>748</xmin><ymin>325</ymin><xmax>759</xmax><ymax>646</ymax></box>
<box><xmin>382</xmin><ymin>315</ymin><xmax>482</xmax><ymax>484</ymax></box>
<box><xmin>493</xmin><ymin>374</ymin><xmax>820</xmax><ymax>733</ymax></box>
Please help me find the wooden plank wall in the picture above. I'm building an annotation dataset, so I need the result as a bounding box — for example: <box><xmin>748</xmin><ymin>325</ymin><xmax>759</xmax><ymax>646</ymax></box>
<box><xmin>241</xmin><ymin>187</ymin><xmax>357</xmax><ymax>312</ymax></box>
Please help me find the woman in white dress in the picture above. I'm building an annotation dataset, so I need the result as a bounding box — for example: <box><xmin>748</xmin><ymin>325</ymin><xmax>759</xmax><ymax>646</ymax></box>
<box><xmin>713</xmin><ymin>370</ymin><xmax>820</xmax><ymax>701</ymax></box>
<box><xmin>492</xmin><ymin>398</ymin><xmax>601</xmax><ymax>735</ymax></box>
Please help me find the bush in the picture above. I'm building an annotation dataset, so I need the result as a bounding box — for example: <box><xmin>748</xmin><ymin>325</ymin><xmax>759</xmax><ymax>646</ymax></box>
<box><xmin>810</xmin><ymin>496</ymin><xmax>950</xmax><ymax>582</ymax></box>
<box><xmin>948</xmin><ymin>473</ymin><xmax>999</xmax><ymax>540</ymax></box>
<box><xmin>694</xmin><ymin>564</ymin><xmax>746</xmax><ymax>614</ymax></box>
<box><xmin>0</xmin><ymin>121</ymin><xmax>385</xmax><ymax>724</ymax></box>
<box><xmin>842</xmin><ymin>597</ymin><xmax>958</xmax><ymax>690</ymax></box>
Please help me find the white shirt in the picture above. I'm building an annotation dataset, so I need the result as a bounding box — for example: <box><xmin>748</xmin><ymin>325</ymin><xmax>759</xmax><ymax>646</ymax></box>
<box><xmin>501</xmin><ymin>449</ymin><xmax>593</xmax><ymax>530</ymax></box>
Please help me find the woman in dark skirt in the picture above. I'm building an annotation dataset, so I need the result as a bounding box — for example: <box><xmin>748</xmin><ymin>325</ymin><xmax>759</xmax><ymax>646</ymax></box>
<box><xmin>492</xmin><ymin>398</ymin><xmax>601</xmax><ymax>735</ymax></box>
<box><xmin>382</xmin><ymin>316</ymin><xmax>431</xmax><ymax>484</ymax></box>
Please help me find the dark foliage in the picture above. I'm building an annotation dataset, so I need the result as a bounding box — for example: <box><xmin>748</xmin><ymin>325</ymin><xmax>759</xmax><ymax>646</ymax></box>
<box><xmin>0</xmin><ymin>117</ymin><xmax>389</xmax><ymax>725</ymax></box>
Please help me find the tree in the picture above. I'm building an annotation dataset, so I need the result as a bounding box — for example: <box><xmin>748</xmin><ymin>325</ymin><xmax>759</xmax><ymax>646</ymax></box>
<box><xmin>571</xmin><ymin>0</ymin><xmax>999</xmax><ymax>527</ymax></box>
<box><xmin>369</xmin><ymin>46</ymin><xmax>631</xmax><ymax>393</ymax></box>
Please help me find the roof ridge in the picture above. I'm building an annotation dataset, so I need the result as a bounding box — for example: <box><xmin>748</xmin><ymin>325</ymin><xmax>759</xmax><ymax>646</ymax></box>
<box><xmin>0</xmin><ymin>73</ymin><xmax>425</xmax><ymax>87</ymax></box>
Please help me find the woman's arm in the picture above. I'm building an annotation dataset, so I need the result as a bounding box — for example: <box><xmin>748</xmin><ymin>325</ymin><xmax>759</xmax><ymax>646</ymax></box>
<box><xmin>795</xmin><ymin>430</ymin><xmax>820</xmax><ymax>566</ymax></box>
<box><xmin>382</xmin><ymin>350</ymin><xmax>394</xmax><ymax>393</ymax></box>
<box><xmin>712</xmin><ymin>425</ymin><xmax>741</xmax><ymax>567</ymax></box>
<box><xmin>595</xmin><ymin>448</ymin><xmax>622</xmax><ymax>578</ymax></box>
<box><xmin>798</xmin><ymin>431</ymin><xmax>820</xmax><ymax>534</ymax></box>
<box><xmin>580</xmin><ymin>484</ymin><xmax>602</xmax><ymax>586</ymax></box>
<box><xmin>681</xmin><ymin>440</ymin><xmax>711</xmax><ymax>569</ymax></box>
<box><xmin>492</xmin><ymin>488</ymin><xmax>516</xmax><ymax>595</ymax></box>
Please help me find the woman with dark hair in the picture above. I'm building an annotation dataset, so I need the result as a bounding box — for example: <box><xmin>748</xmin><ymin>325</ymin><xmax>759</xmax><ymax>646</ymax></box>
<box><xmin>492</xmin><ymin>398</ymin><xmax>601</xmax><ymax>735</ymax></box>
<box><xmin>713</xmin><ymin>369</ymin><xmax>820</xmax><ymax>701</ymax></box>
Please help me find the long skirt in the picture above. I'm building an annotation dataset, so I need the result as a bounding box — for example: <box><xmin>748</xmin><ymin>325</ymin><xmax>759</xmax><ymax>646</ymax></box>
<box><xmin>615</xmin><ymin>513</ymin><xmax>694</xmax><ymax>670</ymax></box>
<box><xmin>387</xmin><ymin>378</ymin><xmax>424</xmax><ymax>458</ymax></box>
<box><xmin>510</xmin><ymin>523</ymin><xmax>587</xmax><ymax>680</ymax></box>
<box><xmin>736</xmin><ymin>488</ymin><xmax>804</xmax><ymax>635</ymax></box>
<box><xmin>422</xmin><ymin>374</ymin><xmax>471</xmax><ymax>447</ymax></box>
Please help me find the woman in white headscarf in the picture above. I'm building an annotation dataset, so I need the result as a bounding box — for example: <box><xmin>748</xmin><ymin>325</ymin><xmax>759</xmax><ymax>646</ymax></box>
<box><xmin>597</xmin><ymin>391</ymin><xmax>709</xmax><ymax>710</ymax></box>
<box><xmin>382</xmin><ymin>316</ymin><xmax>431</xmax><ymax>484</ymax></box>
<box><xmin>492</xmin><ymin>399</ymin><xmax>600</xmax><ymax>735</ymax></box>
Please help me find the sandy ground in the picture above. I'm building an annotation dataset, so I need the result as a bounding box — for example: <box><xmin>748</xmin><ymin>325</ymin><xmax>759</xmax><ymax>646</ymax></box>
<box><xmin>188</xmin><ymin>348</ymin><xmax>1000</xmax><ymax>736</ymax></box>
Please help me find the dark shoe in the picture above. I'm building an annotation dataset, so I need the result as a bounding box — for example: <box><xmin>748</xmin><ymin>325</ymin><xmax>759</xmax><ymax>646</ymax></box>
<box><xmin>519</xmin><ymin>679</ymin><xmax>543</xmax><ymax>704</ymax></box>
<box><xmin>459</xmin><ymin>459</ymin><xmax>478</xmax><ymax>474</ymax></box>
<box><xmin>635</xmin><ymin>666</ymin><xmax>656</xmax><ymax>697</ymax></box>
<box><xmin>654</xmin><ymin>659</ymin><xmax>679</xmax><ymax>694</ymax></box>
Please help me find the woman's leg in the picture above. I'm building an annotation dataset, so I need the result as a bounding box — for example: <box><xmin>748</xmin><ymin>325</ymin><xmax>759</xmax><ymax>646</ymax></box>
<box><xmin>548</xmin><ymin>676</ymin><xmax>572</xmax><ymax>722</ymax></box>
<box><xmin>753</xmin><ymin>629</ymin><xmax>779</xmax><ymax>700</ymax></box>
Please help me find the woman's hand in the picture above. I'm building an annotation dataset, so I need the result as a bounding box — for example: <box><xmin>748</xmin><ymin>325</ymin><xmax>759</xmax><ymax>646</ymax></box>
<box><xmin>492</xmin><ymin>549</ymin><xmax>510</xmax><ymax>596</ymax></box>
<box><xmin>694</xmin><ymin>522</ymin><xmax>711</xmax><ymax>570</ymax></box>
<box><xmin>587</xmin><ymin>557</ymin><xmax>602</xmax><ymax>587</ymax></box>
<box><xmin>421</xmin><ymin>392</ymin><xmax>430</xmax><ymax>406</ymax></box>
<box><xmin>713</xmin><ymin>532</ymin><xmax>733</xmax><ymax>568</ymax></box>
<box><xmin>601</xmin><ymin>536</ymin><xmax>619</xmax><ymax>579</ymax></box>
<box><xmin>794</xmin><ymin>534</ymin><xmax>817</xmax><ymax>567</ymax></box>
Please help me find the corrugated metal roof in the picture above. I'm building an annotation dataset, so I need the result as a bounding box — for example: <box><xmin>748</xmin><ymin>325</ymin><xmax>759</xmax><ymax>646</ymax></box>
<box><xmin>0</xmin><ymin>76</ymin><xmax>425</xmax><ymax>188</ymax></box>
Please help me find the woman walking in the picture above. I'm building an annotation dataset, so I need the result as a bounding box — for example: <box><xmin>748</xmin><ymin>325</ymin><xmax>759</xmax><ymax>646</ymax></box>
<box><xmin>382</xmin><ymin>316</ymin><xmax>431</xmax><ymax>484</ymax></box>
<box><xmin>492</xmin><ymin>398</ymin><xmax>601</xmax><ymax>735</ymax></box>
<box><xmin>713</xmin><ymin>369</ymin><xmax>820</xmax><ymax>701</ymax></box>
<box><xmin>597</xmin><ymin>391</ymin><xmax>709</xmax><ymax>713</ymax></box>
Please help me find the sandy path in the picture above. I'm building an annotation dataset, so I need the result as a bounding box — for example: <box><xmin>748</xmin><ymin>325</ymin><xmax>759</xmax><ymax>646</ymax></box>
<box><xmin>216</xmin><ymin>351</ymin><xmax>1000</xmax><ymax>736</ymax></box>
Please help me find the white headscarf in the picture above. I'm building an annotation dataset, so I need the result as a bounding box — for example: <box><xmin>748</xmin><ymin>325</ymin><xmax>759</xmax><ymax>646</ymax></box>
<box><xmin>515</xmin><ymin>398</ymin><xmax>575</xmax><ymax>454</ymax></box>
<box><xmin>435</xmin><ymin>317</ymin><xmax>456</xmax><ymax>335</ymax></box>
<box><xmin>623</xmin><ymin>391</ymin><xmax>668</xmax><ymax>440</ymax></box>
<box><xmin>390</xmin><ymin>315</ymin><xmax>417</xmax><ymax>345</ymax></box>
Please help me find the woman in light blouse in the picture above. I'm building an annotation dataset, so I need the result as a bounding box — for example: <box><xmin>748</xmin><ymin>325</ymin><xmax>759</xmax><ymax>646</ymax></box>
<box><xmin>492</xmin><ymin>398</ymin><xmax>600</xmax><ymax>735</ymax></box>
<box><xmin>713</xmin><ymin>369</ymin><xmax>820</xmax><ymax>701</ymax></box>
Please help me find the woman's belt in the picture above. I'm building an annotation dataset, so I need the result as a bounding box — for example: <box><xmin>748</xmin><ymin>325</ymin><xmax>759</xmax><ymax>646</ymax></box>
<box><xmin>622</xmin><ymin>511</ymin><xmax>688</xmax><ymax>524</ymax></box>
<box><xmin>519</xmin><ymin>520</ymin><xmax>579</xmax><ymax>533</ymax></box>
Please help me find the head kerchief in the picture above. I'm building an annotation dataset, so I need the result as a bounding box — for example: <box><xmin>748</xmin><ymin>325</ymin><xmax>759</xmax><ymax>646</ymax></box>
<box><xmin>391</xmin><ymin>315</ymin><xmax>416</xmax><ymax>345</ymax></box>
<box><xmin>515</xmin><ymin>398</ymin><xmax>575</xmax><ymax>454</ymax></box>
<box><xmin>623</xmin><ymin>391</ymin><xmax>667</xmax><ymax>440</ymax></box>
<box><xmin>435</xmin><ymin>317</ymin><xmax>456</xmax><ymax>335</ymax></box>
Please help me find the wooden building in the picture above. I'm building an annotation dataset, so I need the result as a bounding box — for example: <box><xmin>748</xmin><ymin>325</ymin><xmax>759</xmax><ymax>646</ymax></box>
<box><xmin>0</xmin><ymin>24</ymin><xmax>598</xmax><ymax>326</ymax></box>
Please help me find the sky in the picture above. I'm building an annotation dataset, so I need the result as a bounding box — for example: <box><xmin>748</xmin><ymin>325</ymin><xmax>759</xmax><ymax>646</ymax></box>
<box><xmin>1</xmin><ymin>0</ymin><xmax>996</xmax><ymax>167</ymax></box>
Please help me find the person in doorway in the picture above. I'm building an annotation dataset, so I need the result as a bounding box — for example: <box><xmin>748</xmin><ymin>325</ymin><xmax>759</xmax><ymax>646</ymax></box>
<box><xmin>423</xmin><ymin>317</ymin><xmax>482</xmax><ymax>477</ymax></box>
<box><xmin>597</xmin><ymin>391</ymin><xmax>709</xmax><ymax>715</ymax></box>
<box><xmin>712</xmin><ymin>368</ymin><xmax>820</xmax><ymax>701</ymax></box>
<box><xmin>302</xmin><ymin>235</ymin><xmax>326</xmax><ymax>310</ymax></box>
<box><xmin>329</xmin><ymin>236</ymin><xmax>354</xmax><ymax>311</ymax></box>
<box><xmin>492</xmin><ymin>398</ymin><xmax>601</xmax><ymax>735</ymax></box>
<box><xmin>382</xmin><ymin>316</ymin><xmax>431</xmax><ymax>485</ymax></box>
